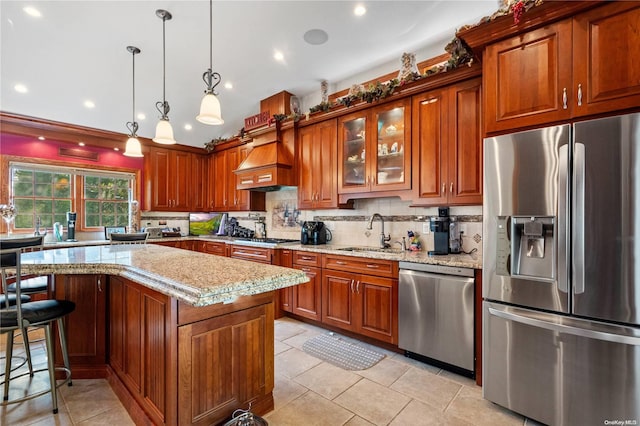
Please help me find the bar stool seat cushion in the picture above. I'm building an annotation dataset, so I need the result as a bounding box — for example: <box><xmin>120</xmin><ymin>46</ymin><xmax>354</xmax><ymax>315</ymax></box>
<box><xmin>1</xmin><ymin>293</ymin><xmax>31</xmax><ymax>306</ymax></box>
<box><xmin>0</xmin><ymin>300</ymin><xmax>76</xmax><ymax>328</ymax></box>
<box><xmin>6</xmin><ymin>276</ymin><xmax>48</xmax><ymax>294</ymax></box>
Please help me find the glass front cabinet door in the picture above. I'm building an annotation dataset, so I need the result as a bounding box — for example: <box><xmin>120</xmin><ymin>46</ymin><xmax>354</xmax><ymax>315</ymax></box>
<box><xmin>338</xmin><ymin>98</ymin><xmax>411</xmax><ymax>194</ymax></box>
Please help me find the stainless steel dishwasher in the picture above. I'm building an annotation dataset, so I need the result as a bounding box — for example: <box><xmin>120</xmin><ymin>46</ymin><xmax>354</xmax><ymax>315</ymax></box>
<box><xmin>398</xmin><ymin>261</ymin><xmax>475</xmax><ymax>375</ymax></box>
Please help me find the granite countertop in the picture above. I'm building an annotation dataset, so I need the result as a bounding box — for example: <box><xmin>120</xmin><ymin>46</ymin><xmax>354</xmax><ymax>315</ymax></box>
<box><xmin>38</xmin><ymin>235</ymin><xmax>482</xmax><ymax>269</ymax></box>
<box><xmin>286</xmin><ymin>244</ymin><xmax>482</xmax><ymax>269</ymax></box>
<box><xmin>20</xmin><ymin>244</ymin><xmax>309</xmax><ymax>307</ymax></box>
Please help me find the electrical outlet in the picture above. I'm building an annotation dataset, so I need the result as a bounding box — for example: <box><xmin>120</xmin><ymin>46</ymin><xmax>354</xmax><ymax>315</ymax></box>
<box><xmin>422</xmin><ymin>222</ymin><xmax>430</xmax><ymax>234</ymax></box>
<box><xmin>459</xmin><ymin>223</ymin><xmax>467</xmax><ymax>234</ymax></box>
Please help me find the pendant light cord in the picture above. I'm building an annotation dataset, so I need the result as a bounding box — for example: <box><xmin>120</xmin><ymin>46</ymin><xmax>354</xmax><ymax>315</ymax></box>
<box><xmin>209</xmin><ymin>0</ymin><xmax>212</xmax><ymax>71</ymax></box>
<box><xmin>132</xmin><ymin>51</ymin><xmax>136</xmax><ymax>126</ymax></box>
<box><xmin>162</xmin><ymin>15</ymin><xmax>166</xmax><ymax>106</ymax></box>
<box><xmin>126</xmin><ymin>46</ymin><xmax>140</xmax><ymax>137</ymax></box>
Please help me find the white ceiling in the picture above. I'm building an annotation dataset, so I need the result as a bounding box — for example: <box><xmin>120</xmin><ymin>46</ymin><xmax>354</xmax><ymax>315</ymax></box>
<box><xmin>0</xmin><ymin>1</ymin><xmax>498</xmax><ymax>149</ymax></box>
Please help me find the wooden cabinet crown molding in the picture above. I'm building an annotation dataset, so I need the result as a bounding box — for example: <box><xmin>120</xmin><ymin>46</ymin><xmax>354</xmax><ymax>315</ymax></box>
<box><xmin>1</xmin><ymin>112</ymin><xmax>207</xmax><ymax>154</ymax></box>
<box><xmin>456</xmin><ymin>1</ymin><xmax>604</xmax><ymax>53</ymax></box>
<box><xmin>294</xmin><ymin>63</ymin><xmax>482</xmax><ymax>129</ymax></box>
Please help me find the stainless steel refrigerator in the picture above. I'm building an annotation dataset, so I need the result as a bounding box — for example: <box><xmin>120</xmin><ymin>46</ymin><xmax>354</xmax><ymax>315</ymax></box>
<box><xmin>483</xmin><ymin>113</ymin><xmax>640</xmax><ymax>426</ymax></box>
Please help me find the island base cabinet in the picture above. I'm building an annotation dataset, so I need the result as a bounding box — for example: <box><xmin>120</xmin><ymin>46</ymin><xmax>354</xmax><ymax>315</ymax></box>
<box><xmin>54</xmin><ymin>274</ymin><xmax>106</xmax><ymax>376</ymax></box>
<box><xmin>178</xmin><ymin>302</ymin><xmax>275</xmax><ymax>426</ymax></box>
<box><xmin>108</xmin><ymin>276</ymin><xmax>177</xmax><ymax>426</ymax></box>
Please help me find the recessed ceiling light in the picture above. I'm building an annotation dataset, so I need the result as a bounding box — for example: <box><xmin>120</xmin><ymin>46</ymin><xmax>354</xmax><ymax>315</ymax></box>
<box><xmin>354</xmin><ymin>5</ymin><xmax>366</xmax><ymax>16</ymax></box>
<box><xmin>78</xmin><ymin>142</ymin><xmax>85</xmax><ymax>146</ymax></box>
<box><xmin>23</xmin><ymin>6</ymin><xmax>42</xmax><ymax>17</ymax></box>
<box><xmin>224</xmin><ymin>82</ymin><xmax>233</xmax><ymax>90</ymax></box>
<box><xmin>137</xmin><ymin>113</ymin><xmax>146</xmax><ymax>120</ymax></box>
<box><xmin>38</xmin><ymin>136</ymin><xmax>45</xmax><ymax>141</ymax></box>
<box><xmin>273</xmin><ymin>50</ymin><xmax>284</xmax><ymax>62</ymax></box>
<box><xmin>304</xmin><ymin>29</ymin><xmax>329</xmax><ymax>45</ymax></box>
<box><xmin>14</xmin><ymin>83</ymin><xmax>28</xmax><ymax>93</ymax></box>
<box><xmin>114</xmin><ymin>147</ymin><xmax>120</xmax><ymax>151</ymax></box>
<box><xmin>184</xmin><ymin>124</ymin><xmax>193</xmax><ymax>131</ymax></box>
<box><xmin>84</xmin><ymin>100</ymin><xmax>95</xmax><ymax>109</ymax></box>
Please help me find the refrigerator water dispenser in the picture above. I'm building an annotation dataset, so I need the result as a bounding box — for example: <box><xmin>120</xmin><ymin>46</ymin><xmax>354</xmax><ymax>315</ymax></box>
<box><xmin>511</xmin><ymin>216</ymin><xmax>556</xmax><ymax>281</ymax></box>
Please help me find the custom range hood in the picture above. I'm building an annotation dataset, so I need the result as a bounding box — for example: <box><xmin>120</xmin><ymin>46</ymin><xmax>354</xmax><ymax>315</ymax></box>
<box><xmin>233</xmin><ymin>122</ymin><xmax>296</xmax><ymax>191</ymax></box>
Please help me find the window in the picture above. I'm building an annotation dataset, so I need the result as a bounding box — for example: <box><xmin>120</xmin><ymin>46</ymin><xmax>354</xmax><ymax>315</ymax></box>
<box><xmin>9</xmin><ymin>162</ymin><xmax>135</xmax><ymax>231</ymax></box>
<box><xmin>83</xmin><ymin>175</ymin><xmax>130</xmax><ymax>227</ymax></box>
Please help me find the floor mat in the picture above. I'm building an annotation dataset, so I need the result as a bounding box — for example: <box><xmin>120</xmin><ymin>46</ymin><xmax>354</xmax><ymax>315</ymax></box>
<box><xmin>302</xmin><ymin>333</ymin><xmax>385</xmax><ymax>371</ymax></box>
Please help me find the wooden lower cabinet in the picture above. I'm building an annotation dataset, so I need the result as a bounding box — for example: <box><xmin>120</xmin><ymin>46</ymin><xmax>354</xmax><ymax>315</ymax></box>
<box><xmin>291</xmin><ymin>264</ymin><xmax>322</xmax><ymax>321</ymax></box>
<box><xmin>200</xmin><ymin>240</ymin><xmax>229</xmax><ymax>256</ymax></box>
<box><xmin>178</xmin><ymin>302</ymin><xmax>273</xmax><ymax>425</ymax></box>
<box><xmin>321</xmin><ymin>269</ymin><xmax>397</xmax><ymax>344</ymax></box>
<box><xmin>108</xmin><ymin>276</ymin><xmax>175</xmax><ymax>425</ymax></box>
<box><xmin>105</xmin><ymin>275</ymin><xmax>275</xmax><ymax>425</ymax></box>
<box><xmin>54</xmin><ymin>274</ymin><xmax>106</xmax><ymax>375</ymax></box>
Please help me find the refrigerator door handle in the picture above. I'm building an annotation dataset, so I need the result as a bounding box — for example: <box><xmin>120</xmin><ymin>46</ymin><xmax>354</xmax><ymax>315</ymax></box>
<box><xmin>488</xmin><ymin>306</ymin><xmax>640</xmax><ymax>345</ymax></box>
<box><xmin>557</xmin><ymin>144</ymin><xmax>569</xmax><ymax>293</ymax></box>
<box><xmin>573</xmin><ymin>143</ymin><xmax>586</xmax><ymax>294</ymax></box>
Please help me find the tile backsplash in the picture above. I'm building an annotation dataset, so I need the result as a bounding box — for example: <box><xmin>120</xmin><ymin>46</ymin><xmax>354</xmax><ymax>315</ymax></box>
<box><xmin>138</xmin><ymin>188</ymin><xmax>483</xmax><ymax>257</ymax></box>
<box><xmin>263</xmin><ymin>189</ymin><xmax>483</xmax><ymax>256</ymax></box>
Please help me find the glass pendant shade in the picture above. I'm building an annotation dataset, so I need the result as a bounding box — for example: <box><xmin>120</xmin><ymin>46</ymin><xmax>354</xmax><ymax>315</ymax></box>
<box><xmin>153</xmin><ymin>118</ymin><xmax>176</xmax><ymax>144</ymax></box>
<box><xmin>123</xmin><ymin>136</ymin><xmax>143</xmax><ymax>157</ymax></box>
<box><xmin>196</xmin><ymin>93</ymin><xmax>224</xmax><ymax>125</ymax></box>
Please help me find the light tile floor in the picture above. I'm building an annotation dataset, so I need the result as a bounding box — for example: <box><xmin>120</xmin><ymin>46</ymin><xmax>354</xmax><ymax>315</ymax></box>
<box><xmin>1</xmin><ymin>319</ymin><xmax>542</xmax><ymax>425</ymax></box>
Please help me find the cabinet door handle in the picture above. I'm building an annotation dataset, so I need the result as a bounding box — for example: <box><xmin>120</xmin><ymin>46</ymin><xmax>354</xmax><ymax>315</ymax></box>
<box><xmin>301</xmin><ymin>267</ymin><xmax>310</xmax><ymax>273</ymax></box>
<box><xmin>350</xmin><ymin>279</ymin><xmax>355</xmax><ymax>293</ymax></box>
<box><xmin>301</xmin><ymin>256</ymin><xmax>313</xmax><ymax>261</ymax></box>
<box><xmin>577</xmin><ymin>83</ymin><xmax>582</xmax><ymax>106</ymax></box>
<box><xmin>442</xmin><ymin>183</ymin><xmax>446</xmax><ymax>194</ymax></box>
<box><xmin>97</xmin><ymin>277</ymin><xmax>102</xmax><ymax>292</ymax></box>
<box><xmin>335</xmin><ymin>260</ymin><xmax>347</xmax><ymax>265</ymax></box>
<box><xmin>562</xmin><ymin>87</ymin><xmax>568</xmax><ymax>109</ymax></box>
<box><xmin>450</xmin><ymin>182</ymin><xmax>454</xmax><ymax>194</ymax></box>
<box><xmin>356</xmin><ymin>280</ymin><xmax>360</xmax><ymax>294</ymax></box>
<box><xmin>366</xmin><ymin>264</ymin><xmax>379</xmax><ymax>269</ymax></box>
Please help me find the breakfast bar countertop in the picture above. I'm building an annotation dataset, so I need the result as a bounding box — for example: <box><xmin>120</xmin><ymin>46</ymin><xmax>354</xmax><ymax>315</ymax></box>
<box><xmin>19</xmin><ymin>244</ymin><xmax>309</xmax><ymax>307</ymax></box>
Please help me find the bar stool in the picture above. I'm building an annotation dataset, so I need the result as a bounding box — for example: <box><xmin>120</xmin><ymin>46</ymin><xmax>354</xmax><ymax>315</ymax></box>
<box><xmin>1</xmin><ymin>236</ymin><xmax>49</xmax><ymax>375</ymax></box>
<box><xmin>0</xmin><ymin>248</ymin><xmax>75</xmax><ymax>414</ymax></box>
<box><xmin>3</xmin><ymin>235</ymin><xmax>48</xmax><ymax>296</ymax></box>
<box><xmin>109</xmin><ymin>232</ymin><xmax>148</xmax><ymax>244</ymax></box>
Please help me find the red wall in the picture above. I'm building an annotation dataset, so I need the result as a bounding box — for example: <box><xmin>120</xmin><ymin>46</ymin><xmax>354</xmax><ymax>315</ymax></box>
<box><xmin>0</xmin><ymin>133</ymin><xmax>144</xmax><ymax>169</ymax></box>
<box><xmin>0</xmin><ymin>133</ymin><xmax>145</xmax><ymax>205</ymax></box>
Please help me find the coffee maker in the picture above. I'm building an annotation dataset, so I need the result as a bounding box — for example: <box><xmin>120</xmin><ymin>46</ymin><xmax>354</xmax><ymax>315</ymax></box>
<box><xmin>301</xmin><ymin>221</ymin><xmax>329</xmax><ymax>245</ymax></box>
<box><xmin>428</xmin><ymin>207</ymin><xmax>449</xmax><ymax>255</ymax></box>
<box><xmin>66</xmin><ymin>211</ymin><xmax>77</xmax><ymax>242</ymax></box>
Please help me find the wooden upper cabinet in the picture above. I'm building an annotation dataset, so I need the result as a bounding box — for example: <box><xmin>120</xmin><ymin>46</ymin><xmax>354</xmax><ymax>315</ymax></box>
<box><xmin>412</xmin><ymin>87</ymin><xmax>448</xmax><ymax>205</ymax></box>
<box><xmin>145</xmin><ymin>147</ymin><xmax>191</xmax><ymax>211</ymax></box>
<box><xmin>191</xmin><ymin>153</ymin><xmax>209</xmax><ymax>212</ymax></box>
<box><xmin>572</xmin><ymin>2</ymin><xmax>640</xmax><ymax>117</ymax></box>
<box><xmin>484</xmin><ymin>20</ymin><xmax>572</xmax><ymax>133</ymax></box>
<box><xmin>298</xmin><ymin>119</ymin><xmax>339</xmax><ymax>209</ymax></box>
<box><xmin>484</xmin><ymin>2</ymin><xmax>640</xmax><ymax>133</ymax></box>
<box><xmin>337</xmin><ymin>98</ymin><xmax>411</xmax><ymax>195</ymax></box>
<box><xmin>210</xmin><ymin>144</ymin><xmax>265</xmax><ymax>212</ymax></box>
<box><xmin>449</xmin><ymin>79</ymin><xmax>483</xmax><ymax>205</ymax></box>
<box><xmin>412</xmin><ymin>78</ymin><xmax>482</xmax><ymax>206</ymax></box>
<box><xmin>210</xmin><ymin>149</ymin><xmax>228</xmax><ymax>211</ymax></box>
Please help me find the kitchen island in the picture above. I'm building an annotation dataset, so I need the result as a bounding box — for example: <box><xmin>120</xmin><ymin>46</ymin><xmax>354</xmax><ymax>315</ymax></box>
<box><xmin>20</xmin><ymin>244</ymin><xmax>309</xmax><ymax>426</ymax></box>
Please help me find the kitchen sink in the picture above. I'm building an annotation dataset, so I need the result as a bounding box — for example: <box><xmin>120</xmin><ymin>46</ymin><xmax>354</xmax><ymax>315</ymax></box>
<box><xmin>336</xmin><ymin>246</ymin><xmax>405</xmax><ymax>254</ymax></box>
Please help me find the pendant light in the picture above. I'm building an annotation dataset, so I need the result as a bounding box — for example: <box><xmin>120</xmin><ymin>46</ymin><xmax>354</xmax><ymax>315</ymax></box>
<box><xmin>196</xmin><ymin>0</ymin><xmax>224</xmax><ymax>125</ymax></box>
<box><xmin>124</xmin><ymin>46</ymin><xmax>143</xmax><ymax>158</ymax></box>
<box><xmin>153</xmin><ymin>9</ymin><xmax>176</xmax><ymax>144</ymax></box>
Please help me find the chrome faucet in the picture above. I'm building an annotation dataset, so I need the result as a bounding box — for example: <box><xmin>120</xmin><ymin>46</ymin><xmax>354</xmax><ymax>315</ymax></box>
<box><xmin>367</xmin><ymin>213</ymin><xmax>391</xmax><ymax>249</ymax></box>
